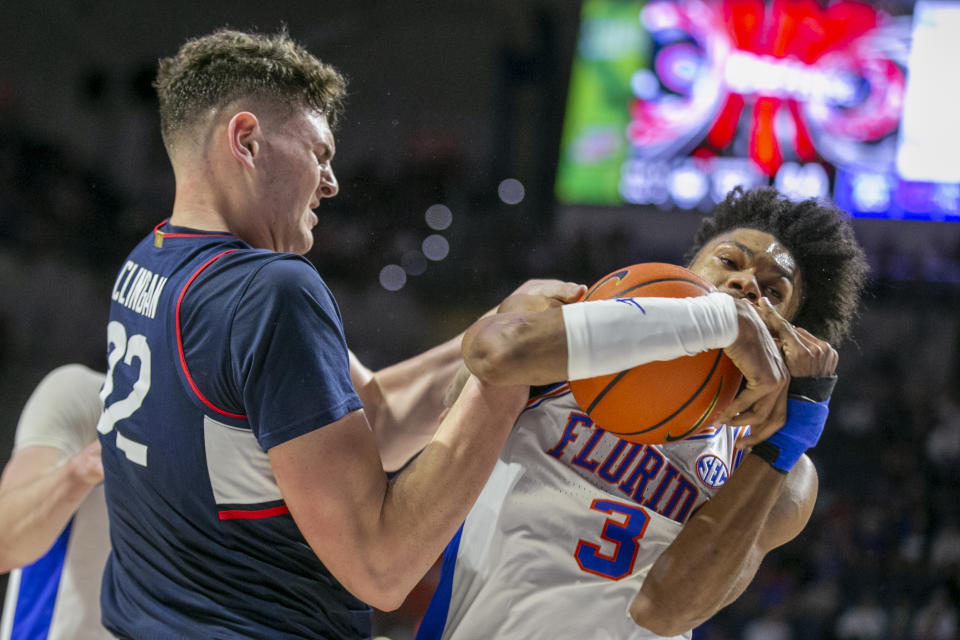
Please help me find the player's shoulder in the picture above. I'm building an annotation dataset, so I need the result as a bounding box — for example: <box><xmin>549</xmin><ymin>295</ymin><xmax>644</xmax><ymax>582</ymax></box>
<box><xmin>248</xmin><ymin>252</ymin><xmax>319</xmax><ymax>283</ymax></box>
<box><xmin>14</xmin><ymin>364</ymin><xmax>104</xmax><ymax>451</ymax></box>
<box><xmin>26</xmin><ymin>364</ymin><xmax>105</xmax><ymax>419</ymax></box>
<box><xmin>197</xmin><ymin>250</ymin><xmax>323</xmax><ymax>300</ymax></box>
<box><xmin>216</xmin><ymin>250</ymin><xmax>317</xmax><ymax>284</ymax></box>
<box><xmin>217</xmin><ymin>252</ymin><xmax>341</xmax><ymax>321</ymax></box>
<box><xmin>38</xmin><ymin>363</ymin><xmax>105</xmax><ymax>389</ymax></box>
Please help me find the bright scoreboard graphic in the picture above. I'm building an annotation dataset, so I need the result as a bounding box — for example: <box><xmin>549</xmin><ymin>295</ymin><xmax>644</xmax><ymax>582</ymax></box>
<box><xmin>556</xmin><ymin>0</ymin><xmax>960</xmax><ymax>221</ymax></box>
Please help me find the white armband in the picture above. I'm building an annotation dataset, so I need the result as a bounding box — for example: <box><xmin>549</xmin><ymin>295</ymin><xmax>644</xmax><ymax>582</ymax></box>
<box><xmin>562</xmin><ymin>292</ymin><xmax>738</xmax><ymax>380</ymax></box>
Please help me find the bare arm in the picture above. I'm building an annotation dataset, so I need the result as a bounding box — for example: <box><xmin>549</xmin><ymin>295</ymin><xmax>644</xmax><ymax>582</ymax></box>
<box><xmin>349</xmin><ymin>336</ymin><xmax>463</xmax><ymax>472</ymax></box>
<box><xmin>462</xmin><ymin>305</ymin><xmax>569</xmax><ymax>385</ymax></box>
<box><xmin>270</xmin><ymin>373</ymin><xmax>528</xmax><ymax>611</ymax></box>
<box><xmin>630</xmin><ymin>302</ymin><xmax>836</xmax><ymax>635</ymax></box>
<box><xmin>354</xmin><ymin>280</ymin><xmax>586</xmax><ymax>471</ymax></box>
<box><xmin>465</xmin><ymin>292</ymin><xmax>788</xmax><ymax>427</ymax></box>
<box><xmin>461</xmin><ymin>281</ymin><xmax>586</xmax><ymax>385</ymax></box>
<box><xmin>0</xmin><ymin>364</ymin><xmax>104</xmax><ymax>572</ymax></box>
<box><xmin>628</xmin><ymin>453</ymin><xmax>817</xmax><ymax>636</ymax></box>
<box><xmin>0</xmin><ymin>442</ymin><xmax>103</xmax><ymax>572</ymax></box>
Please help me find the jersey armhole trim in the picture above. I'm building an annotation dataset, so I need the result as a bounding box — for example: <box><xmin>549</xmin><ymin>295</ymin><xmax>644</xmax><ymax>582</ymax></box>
<box><xmin>176</xmin><ymin>248</ymin><xmax>248</xmax><ymax>420</ymax></box>
<box><xmin>524</xmin><ymin>383</ymin><xmax>572</xmax><ymax>412</ymax></box>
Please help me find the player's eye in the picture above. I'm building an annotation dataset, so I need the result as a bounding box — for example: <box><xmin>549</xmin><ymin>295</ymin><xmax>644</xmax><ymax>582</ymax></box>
<box><xmin>718</xmin><ymin>256</ymin><xmax>735</xmax><ymax>268</ymax></box>
<box><xmin>765</xmin><ymin>287</ymin><xmax>783</xmax><ymax>300</ymax></box>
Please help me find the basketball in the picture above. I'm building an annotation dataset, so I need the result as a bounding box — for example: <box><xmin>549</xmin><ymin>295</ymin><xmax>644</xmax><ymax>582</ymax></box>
<box><xmin>568</xmin><ymin>262</ymin><xmax>743</xmax><ymax>444</ymax></box>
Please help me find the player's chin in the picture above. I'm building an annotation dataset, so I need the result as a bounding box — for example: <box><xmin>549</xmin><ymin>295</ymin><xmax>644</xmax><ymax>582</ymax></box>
<box><xmin>296</xmin><ymin>234</ymin><xmax>314</xmax><ymax>255</ymax></box>
<box><xmin>286</xmin><ymin>229</ymin><xmax>314</xmax><ymax>255</ymax></box>
<box><xmin>295</xmin><ymin>217</ymin><xmax>317</xmax><ymax>253</ymax></box>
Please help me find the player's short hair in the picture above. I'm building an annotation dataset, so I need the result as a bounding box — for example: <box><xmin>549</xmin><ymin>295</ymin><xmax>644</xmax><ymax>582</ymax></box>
<box><xmin>685</xmin><ymin>186</ymin><xmax>869</xmax><ymax>345</ymax></box>
<box><xmin>154</xmin><ymin>28</ymin><xmax>347</xmax><ymax>151</ymax></box>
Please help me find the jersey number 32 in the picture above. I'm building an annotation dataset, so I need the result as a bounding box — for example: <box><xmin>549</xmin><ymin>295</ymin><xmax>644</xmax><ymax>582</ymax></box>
<box><xmin>97</xmin><ymin>320</ymin><xmax>151</xmax><ymax>467</ymax></box>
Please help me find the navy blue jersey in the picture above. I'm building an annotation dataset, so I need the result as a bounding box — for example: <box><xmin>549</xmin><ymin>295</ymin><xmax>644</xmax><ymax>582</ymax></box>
<box><xmin>98</xmin><ymin>222</ymin><xmax>368</xmax><ymax>639</ymax></box>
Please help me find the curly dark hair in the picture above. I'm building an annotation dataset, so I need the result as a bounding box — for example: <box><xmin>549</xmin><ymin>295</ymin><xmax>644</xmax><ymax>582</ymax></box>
<box><xmin>154</xmin><ymin>28</ymin><xmax>347</xmax><ymax>150</ymax></box>
<box><xmin>685</xmin><ymin>186</ymin><xmax>869</xmax><ymax>345</ymax></box>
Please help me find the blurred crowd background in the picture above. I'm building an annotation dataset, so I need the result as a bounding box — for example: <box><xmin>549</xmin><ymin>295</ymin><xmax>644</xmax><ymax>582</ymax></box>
<box><xmin>1</xmin><ymin>1</ymin><xmax>958</xmax><ymax>638</ymax></box>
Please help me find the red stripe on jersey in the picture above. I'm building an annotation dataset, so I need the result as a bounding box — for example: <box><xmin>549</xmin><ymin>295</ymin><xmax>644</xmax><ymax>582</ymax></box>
<box><xmin>217</xmin><ymin>505</ymin><xmax>290</xmax><ymax>521</ymax></box>
<box><xmin>176</xmin><ymin>249</ymin><xmax>247</xmax><ymax>419</ymax></box>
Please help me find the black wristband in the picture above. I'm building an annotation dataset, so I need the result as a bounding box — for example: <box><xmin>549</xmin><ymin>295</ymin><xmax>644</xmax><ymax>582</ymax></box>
<box><xmin>787</xmin><ymin>376</ymin><xmax>837</xmax><ymax>403</ymax></box>
<box><xmin>750</xmin><ymin>441</ymin><xmax>789</xmax><ymax>475</ymax></box>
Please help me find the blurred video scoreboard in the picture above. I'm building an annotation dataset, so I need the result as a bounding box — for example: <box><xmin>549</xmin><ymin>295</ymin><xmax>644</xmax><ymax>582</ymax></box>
<box><xmin>555</xmin><ymin>0</ymin><xmax>960</xmax><ymax>221</ymax></box>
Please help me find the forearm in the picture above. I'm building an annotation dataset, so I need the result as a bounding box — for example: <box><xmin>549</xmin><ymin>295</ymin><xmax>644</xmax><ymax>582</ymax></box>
<box><xmin>629</xmin><ymin>455</ymin><xmax>787</xmax><ymax>636</ymax></box>
<box><xmin>367</xmin><ymin>378</ymin><xmax>525</xmax><ymax>603</ymax></box>
<box><xmin>362</xmin><ymin>336</ymin><xmax>465</xmax><ymax>471</ymax></box>
<box><xmin>0</xmin><ymin>455</ymin><xmax>96</xmax><ymax>571</ymax></box>
<box><xmin>462</xmin><ymin>293</ymin><xmax>739</xmax><ymax>386</ymax></box>
<box><xmin>286</xmin><ymin>376</ymin><xmax>528</xmax><ymax>610</ymax></box>
<box><xmin>630</xmin><ymin>385</ymin><xmax>827</xmax><ymax>633</ymax></box>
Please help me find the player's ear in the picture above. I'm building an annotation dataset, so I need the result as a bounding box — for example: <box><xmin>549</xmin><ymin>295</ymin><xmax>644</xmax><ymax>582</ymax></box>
<box><xmin>227</xmin><ymin>111</ymin><xmax>260</xmax><ymax>169</ymax></box>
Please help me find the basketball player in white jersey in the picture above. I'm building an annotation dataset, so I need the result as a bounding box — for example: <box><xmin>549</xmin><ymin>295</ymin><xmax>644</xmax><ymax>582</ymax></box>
<box><xmin>0</xmin><ymin>364</ymin><xmax>111</xmax><ymax>640</ymax></box>
<box><xmin>418</xmin><ymin>187</ymin><xmax>869</xmax><ymax>639</ymax></box>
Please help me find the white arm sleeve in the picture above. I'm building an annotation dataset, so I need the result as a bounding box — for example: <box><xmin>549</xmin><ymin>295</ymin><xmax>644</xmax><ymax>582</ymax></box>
<box><xmin>14</xmin><ymin>364</ymin><xmax>105</xmax><ymax>456</ymax></box>
<box><xmin>562</xmin><ymin>292</ymin><xmax>739</xmax><ymax>380</ymax></box>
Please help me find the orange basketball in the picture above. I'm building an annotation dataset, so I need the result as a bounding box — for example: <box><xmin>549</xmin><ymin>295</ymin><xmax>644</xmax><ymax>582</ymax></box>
<box><xmin>568</xmin><ymin>262</ymin><xmax>743</xmax><ymax>444</ymax></box>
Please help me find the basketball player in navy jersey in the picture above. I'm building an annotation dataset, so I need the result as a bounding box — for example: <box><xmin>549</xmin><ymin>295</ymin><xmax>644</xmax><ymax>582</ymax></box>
<box><xmin>96</xmin><ymin>28</ymin><xmax>544</xmax><ymax>639</ymax></box>
<box><xmin>418</xmin><ymin>187</ymin><xmax>869</xmax><ymax>639</ymax></box>
<box><xmin>0</xmin><ymin>365</ymin><xmax>111</xmax><ymax>640</ymax></box>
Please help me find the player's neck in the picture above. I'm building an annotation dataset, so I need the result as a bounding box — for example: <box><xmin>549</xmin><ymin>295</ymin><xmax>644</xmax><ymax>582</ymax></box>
<box><xmin>169</xmin><ymin>158</ymin><xmax>236</xmax><ymax>234</ymax></box>
<box><xmin>169</xmin><ymin>196</ymin><xmax>231</xmax><ymax>234</ymax></box>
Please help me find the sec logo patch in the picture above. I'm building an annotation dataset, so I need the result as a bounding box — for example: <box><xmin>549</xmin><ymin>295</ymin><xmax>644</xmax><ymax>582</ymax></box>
<box><xmin>696</xmin><ymin>454</ymin><xmax>729</xmax><ymax>488</ymax></box>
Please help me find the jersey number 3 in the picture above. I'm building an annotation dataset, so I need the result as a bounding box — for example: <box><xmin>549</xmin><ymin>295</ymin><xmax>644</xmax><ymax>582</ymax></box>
<box><xmin>98</xmin><ymin>320</ymin><xmax>151</xmax><ymax>466</ymax></box>
<box><xmin>575</xmin><ymin>499</ymin><xmax>651</xmax><ymax>580</ymax></box>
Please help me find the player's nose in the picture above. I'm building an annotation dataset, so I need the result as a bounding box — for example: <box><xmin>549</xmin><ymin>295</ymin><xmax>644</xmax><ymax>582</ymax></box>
<box><xmin>318</xmin><ymin>167</ymin><xmax>338</xmax><ymax>199</ymax></box>
<box><xmin>721</xmin><ymin>272</ymin><xmax>761</xmax><ymax>303</ymax></box>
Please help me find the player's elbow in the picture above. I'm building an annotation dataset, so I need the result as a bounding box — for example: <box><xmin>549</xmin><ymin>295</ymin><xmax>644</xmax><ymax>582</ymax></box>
<box><xmin>629</xmin><ymin>592</ymin><xmax>703</xmax><ymax>636</ymax></box>
<box><xmin>296</xmin><ymin>520</ymin><xmax>420</xmax><ymax>612</ymax></box>
<box><xmin>0</xmin><ymin>546</ymin><xmax>41</xmax><ymax>574</ymax></box>
<box><xmin>0</xmin><ymin>528</ymin><xmax>52</xmax><ymax>573</ymax></box>
<box><xmin>634</xmin><ymin>616</ymin><xmax>699</xmax><ymax>638</ymax></box>
<box><xmin>0</xmin><ymin>554</ymin><xmax>14</xmax><ymax>575</ymax></box>
<box><xmin>342</xmin><ymin>568</ymin><xmax>412</xmax><ymax>612</ymax></box>
<box><xmin>462</xmin><ymin>309</ymin><xmax>567</xmax><ymax>386</ymax></box>
<box><xmin>331</xmin><ymin>551</ymin><xmax>420</xmax><ymax>612</ymax></box>
<box><xmin>356</xmin><ymin>583</ymin><xmax>407</xmax><ymax>613</ymax></box>
<box><xmin>462</xmin><ymin>319</ymin><xmax>526</xmax><ymax>384</ymax></box>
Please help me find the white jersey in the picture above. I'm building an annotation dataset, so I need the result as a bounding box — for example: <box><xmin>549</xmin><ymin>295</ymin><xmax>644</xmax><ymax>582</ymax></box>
<box><xmin>418</xmin><ymin>383</ymin><xmax>747</xmax><ymax>640</ymax></box>
<box><xmin>1</xmin><ymin>365</ymin><xmax>112</xmax><ymax>640</ymax></box>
